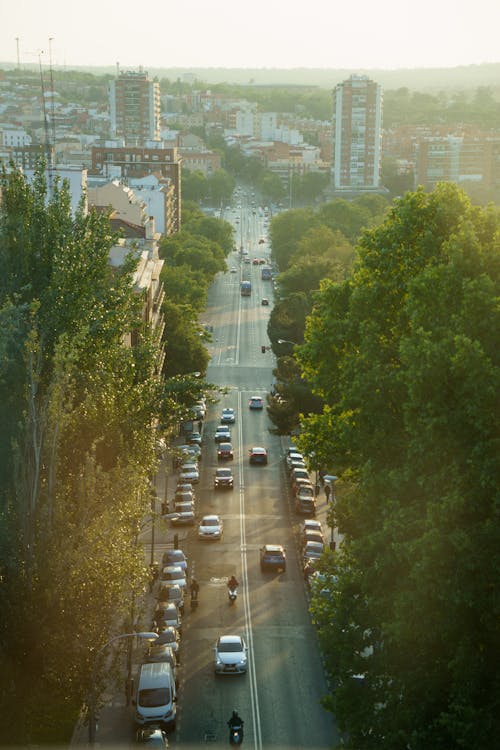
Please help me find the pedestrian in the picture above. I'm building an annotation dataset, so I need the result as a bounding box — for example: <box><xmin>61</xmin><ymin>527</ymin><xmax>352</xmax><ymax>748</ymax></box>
<box><xmin>198</xmin><ymin>419</ymin><xmax>203</xmax><ymax>433</ymax></box>
<box><xmin>325</xmin><ymin>484</ymin><xmax>331</xmax><ymax>501</ymax></box>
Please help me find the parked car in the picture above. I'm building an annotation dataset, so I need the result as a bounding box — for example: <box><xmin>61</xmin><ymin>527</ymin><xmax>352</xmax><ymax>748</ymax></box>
<box><xmin>198</xmin><ymin>514</ymin><xmax>224</xmax><ymax>540</ymax></box>
<box><xmin>261</xmin><ymin>298</ymin><xmax>269</xmax><ymax>306</ymax></box>
<box><xmin>260</xmin><ymin>544</ymin><xmax>286</xmax><ymax>572</ymax></box>
<box><xmin>135</xmin><ymin>728</ymin><xmax>169</xmax><ymax>748</ymax></box>
<box><xmin>178</xmin><ymin>463</ymin><xmax>199</xmax><ymax>484</ymax></box>
<box><xmin>302</xmin><ymin>530</ymin><xmax>324</xmax><ymax>547</ymax></box>
<box><xmin>188</xmin><ymin>431</ymin><xmax>202</xmax><ymax>446</ymax></box>
<box><xmin>214</xmin><ymin>634</ymin><xmax>248</xmax><ymax>674</ymax></box>
<box><xmin>174</xmin><ymin>489</ymin><xmax>195</xmax><ymax>505</ymax></box>
<box><xmin>170</xmin><ymin>509</ymin><xmax>196</xmax><ymax>526</ymax></box>
<box><xmin>160</xmin><ymin>565</ymin><xmax>187</xmax><ymax>589</ymax></box>
<box><xmin>214</xmin><ymin>467</ymin><xmax>234</xmax><ymax>489</ymax></box>
<box><xmin>248</xmin><ymin>395</ymin><xmax>264</xmax><ymax>410</ymax></box>
<box><xmin>153</xmin><ymin>602</ymin><xmax>182</xmax><ymax>632</ymax></box>
<box><xmin>144</xmin><ymin>643</ymin><xmax>177</xmax><ymax>671</ymax></box>
<box><xmin>214</xmin><ymin>425</ymin><xmax>231</xmax><ymax>443</ymax></box>
<box><xmin>303</xmin><ymin>540</ymin><xmax>324</xmax><ymax>565</ymax></box>
<box><xmin>220</xmin><ymin>407</ymin><xmax>236</xmax><ymax>424</ymax></box>
<box><xmin>162</xmin><ymin>549</ymin><xmax>188</xmax><ymax>575</ymax></box>
<box><xmin>249</xmin><ymin>446</ymin><xmax>268</xmax><ymax>465</ymax></box>
<box><xmin>217</xmin><ymin>442</ymin><xmax>234</xmax><ymax>460</ymax></box>
<box><xmin>158</xmin><ymin>583</ymin><xmax>185</xmax><ymax>612</ymax></box>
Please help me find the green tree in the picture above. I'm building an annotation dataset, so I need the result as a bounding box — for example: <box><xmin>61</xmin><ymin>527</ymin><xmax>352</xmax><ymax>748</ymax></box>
<box><xmin>181</xmin><ymin>168</ymin><xmax>209</xmax><ymax>202</ymax></box>
<box><xmin>259</xmin><ymin>171</ymin><xmax>286</xmax><ymax>203</ymax></box>
<box><xmin>298</xmin><ymin>183</ymin><xmax>500</xmax><ymax>748</ymax></box>
<box><xmin>207</xmin><ymin>168</ymin><xmax>235</xmax><ymax>206</ymax></box>
<box><xmin>269</xmin><ymin>207</ymin><xmax>317</xmax><ymax>270</ymax></box>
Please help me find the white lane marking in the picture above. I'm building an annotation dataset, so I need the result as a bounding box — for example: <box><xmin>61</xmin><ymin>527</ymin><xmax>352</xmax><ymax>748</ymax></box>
<box><xmin>237</xmin><ymin>389</ymin><xmax>262</xmax><ymax>750</ymax></box>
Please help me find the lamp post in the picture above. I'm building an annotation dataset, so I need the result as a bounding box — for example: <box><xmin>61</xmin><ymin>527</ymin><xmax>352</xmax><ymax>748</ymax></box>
<box><xmin>324</xmin><ymin>475</ymin><xmax>338</xmax><ymax>551</ymax></box>
<box><xmin>88</xmin><ymin>631</ymin><xmax>158</xmax><ymax>745</ymax></box>
<box><xmin>277</xmin><ymin>339</ymin><xmax>297</xmax><ymax>346</ymax></box>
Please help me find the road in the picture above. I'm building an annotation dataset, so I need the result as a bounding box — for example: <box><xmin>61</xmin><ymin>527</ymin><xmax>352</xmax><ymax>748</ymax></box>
<box><xmin>173</xmin><ymin>195</ymin><xmax>340</xmax><ymax>749</ymax></box>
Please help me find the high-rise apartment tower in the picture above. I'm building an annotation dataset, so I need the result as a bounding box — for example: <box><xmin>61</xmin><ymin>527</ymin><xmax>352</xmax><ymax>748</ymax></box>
<box><xmin>331</xmin><ymin>74</ymin><xmax>382</xmax><ymax>192</ymax></box>
<box><xmin>109</xmin><ymin>69</ymin><xmax>161</xmax><ymax>146</ymax></box>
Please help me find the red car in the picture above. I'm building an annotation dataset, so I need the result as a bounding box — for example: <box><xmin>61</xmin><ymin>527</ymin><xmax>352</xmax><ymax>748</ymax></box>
<box><xmin>217</xmin><ymin>442</ymin><xmax>234</xmax><ymax>460</ymax></box>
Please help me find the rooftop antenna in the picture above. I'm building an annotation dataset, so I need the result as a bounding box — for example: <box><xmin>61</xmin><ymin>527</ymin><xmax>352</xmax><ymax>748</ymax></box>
<box><xmin>15</xmin><ymin>37</ymin><xmax>20</xmax><ymax>69</ymax></box>
<box><xmin>116</xmin><ymin>61</ymin><xmax>120</xmax><ymax>76</ymax></box>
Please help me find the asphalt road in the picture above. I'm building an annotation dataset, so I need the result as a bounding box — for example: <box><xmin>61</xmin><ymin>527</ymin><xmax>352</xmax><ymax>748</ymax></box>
<box><xmin>171</xmin><ymin>198</ymin><xmax>340</xmax><ymax>749</ymax></box>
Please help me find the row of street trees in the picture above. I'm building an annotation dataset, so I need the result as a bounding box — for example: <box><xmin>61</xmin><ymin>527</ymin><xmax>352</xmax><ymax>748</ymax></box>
<box><xmin>294</xmin><ymin>184</ymin><xmax>500</xmax><ymax>748</ymax></box>
<box><xmin>0</xmin><ymin>170</ymin><xmax>231</xmax><ymax>743</ymax></box>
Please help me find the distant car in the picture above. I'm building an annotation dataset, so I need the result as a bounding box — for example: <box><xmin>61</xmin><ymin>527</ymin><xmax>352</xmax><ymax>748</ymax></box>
<box><xmin>153</xmin><ymin>602</ymin><xmax>182</xmax><ymax>631</ymax></box>
<box><xmin>160</xmin><ymin>565</ymin><xmax>187</xmax><ymax>589</ymax></box>
<box><xmin>214</xmin><ymin>634</ymin><xmax>248</xmax><ymax>675</ymax></box>
<box><xmin>285</xmin><ymin>452</ymin><xmax>304</xmax><ymax>469</ymax></box>
<box><xmin>244</xmin><ymin>258</ymin><xmax>251</xmax><ymax>264</ymax></box>
<box><xmin>214</xmin><ymin>425</ymin><xmax>231</xmax><ymax>443</ymax></box>
<box><xmin>248</xmin><ymin>395</ymin><xmax>264</xmax><ymax>410</ymax></box>
<box><xmin>217</xmin><ymin>442</ymin><xmax>234</xmax><ymax>460</ymax></box>
<box><xmin>170</xmin><ymin>510</ymin><xmax>196</xmax><ymax>526</ymax></box>
<box><xmin>260</xmin><ymin>544</ymin><xmax>286</xmax><ymax>572</ymax></box>
<box><xmin>258</xmin><ymin>238</ymin><xmax>265</xmax><ymax>244</ymax></box>
<box><xmin>198</xmin><ymin>514</ymin><xmax>224</xmax><ymax>540</ymax></box>
<box><xmin>136</xmin><ymin>728</ymin><xmax>169</xmax><ymax>748</ymax></box>
<box><xmin>158</xmin><ymin>583</ymin><xmax>185</xmax><ymax>612</ymax></box>
<box><xmin>261</xmin><ymin>298</ymin><xmax>269</xmax><ymax>306</ymax></box>
<box><xmin>230</xmin><ymin>267</ymin><xmax>237</xmax><ymax>273</ymax></box>
<box><xmin>252</xmin><ymin>258</ymin><xmax>260</xmax><ymax>265</ymax></box>
<box><xmin>220</xmin><ymin>407</ymin><xmax>236</xmax><ymax>424</ymax></box>
<box><xmin>249</xmin><ymin>446</ymin><xmax>268</xmax><ymax>465</ymax></box>
<box><xmin>287</xmin><ymin>459</ymin><xmax>307</xmax><ymax>474</ymax></box>
<box><xmin>303</xmin><ymin>540</ymin><xmax>324</xmax><ymax>565</ymax></box>
<box><xmin>258</xmin><ymin>258</ymin><xmax>266</xmax><ymax>264</ymax></box>
<box><xmin>214</xmin><ymin>467</ymin><xmax>234</xmax><ymax>489</ymax></box>
<box><xmin>162</xmin><ymin>549</ymin><xmax>188</xmax><ymax>575</ymax></box>
<box><xmin>179</xmin><ymin>463</ymin><xmax>199</xmax><ymax>484</ymax></box>
<box><xmin>173</xmin><ymin>445</ymin><xmax>200</xmax><ymax>466</ymax></box>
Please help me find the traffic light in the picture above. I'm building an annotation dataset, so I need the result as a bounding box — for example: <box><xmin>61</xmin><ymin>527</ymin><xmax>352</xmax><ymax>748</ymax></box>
<box><xmin>261</xmin><ymin>345</ymin><xmax>266</xmax><ymax>354</ymax></box>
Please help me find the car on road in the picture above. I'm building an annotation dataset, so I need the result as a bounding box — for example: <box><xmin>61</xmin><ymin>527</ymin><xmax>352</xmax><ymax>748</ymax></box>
<box><xmin>144</xmin><ymin>643</ymin><xmax>177</xmax><ymax>673</ymax></box>
<box><xmin>153</xmin><ymin>602</ymin><xmax>182</xmax><ymax>632</ymax></box>
<box><xmin>158</xmin><ymin>583</ymin><xmax>185</xmax><ymax>612</ymax></box>
<box><xmin>287</xmin><ymin>459</ymin><xmax>307</xmax><ymax>474</ymax></box>
<box><xmin>249</xmin><ymin>446</ymin><xmax>268</xmax><ymax>465</ymax></box>
<box><xmin>248</xmin><ymin>395</ymin><xmax>264</xmax><ymax>410</ymax></box>
<box><xmin>188</xmin><ymin>431</ymin><xmax>202</xmax><ymax>445</ymax></box>
<box><xmin>170</xmin><ymin>509</ymin><xmax>196</xmax><ymax>526</ymax></box>
<box><xmin>285</xmin><ymin>451</ymin><xmax>304</xmax><ymax>468</ymax></box>
<box><xmin>160</xmin><ymin>565</ymin><xmax>187</xmax><ymax>589</ymax></box>
<box><xmin>155</xmin><ymin>625</ymin><xmax>181</xmax><ymax>657</ymax></box>
<box><xmin>174</xmin><ymin>488</ymin><xmax>195</xmax><ymax>505</ymax></box>
<box><xmin>162</xmin><ymin>549</ymin><xmax>188</xmax><ymax>576</ymax></box>
<box><xmin>260</xmin><ymin>544</ymin><xmax>287</xmax><ymax>572</ymax></box>
<box><xmin>214</xmin><ymin>467</ymin><xmax>234</xmax><ymax>489</ymax></box>
<box><xmin>261</xmin><ymin>298</ymin><xmax>269</xmax><ymax>306</ymax></box>
<box><xmin>214</xmin><ymin>634</ymin><xmax>248</xmax><ymax>674</ymax></box>
<box><xmin>198</xmin><ymin>514</ymin><xmax>224</xmax><ymax>540</ymax></box>
<box><xmin>303</xmin><ymin>540</ymin><xmax>324</xmax><ymax>565</ymax></box>
<box><xmin>178</xmin><ymin>463</ymin><xmax>199</xmax><ymax>484</ymax></box>
<box><xmin>302</xmin><ymin>530</ymin><xmax>324</xmax><ymax>547</ymax></box>
<box><xmin>220</xmin><ymin>407</ymin><xmax>236</xmax><ymax>424</ymax></box>
<box><xmin>230</xmin><ymin>267</ymin><xmax>237</xmax><ymax>273</ymax></box>
<box><xmin>214</xmin><ymin>425</ymin><xmax>231</xmax><ymax>443</ymax></box>
<box><xmin>217</xmin><ymin>442</ymin><xmax>234</xmax><ymax>460</ymax></box>
<box><xmin>252</xmin><ymin>257</ymin><xmax>260</xmax><ymax>265</ymax></box>
<box><xmin>293</xmin><ymin>478</ymin><xmax>314</xmax><ymax>497</ymax></box>
<box><xmin>135</xmin><ymin>728</ymin><xmax>169</xmax><ymax>749</ymax></box>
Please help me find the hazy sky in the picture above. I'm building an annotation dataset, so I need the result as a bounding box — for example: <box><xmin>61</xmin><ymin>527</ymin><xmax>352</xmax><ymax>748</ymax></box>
<box><xmin>2</xmin><ymin>0</ymin><xmax>500</xmax><ymax>70</ymax></box>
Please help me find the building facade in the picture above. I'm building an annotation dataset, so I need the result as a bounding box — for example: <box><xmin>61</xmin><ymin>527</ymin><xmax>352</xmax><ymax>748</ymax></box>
<box><xmin>331</xmin><ymin>75</ymin><xmax>382</xmax><ymax>192</ymax></box>
<box><xmin>109</xmin><ymin>70</ymin><xmax>161</xmax><ymax>145</ymax></box>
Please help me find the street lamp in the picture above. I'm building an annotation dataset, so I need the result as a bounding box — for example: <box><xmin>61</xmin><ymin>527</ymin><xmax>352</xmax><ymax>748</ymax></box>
<box><xmin>324</xmin><ymin>475</ymin><xmax>338</xmax><ymax>551</ymax></box>
<box><xmin>277</xmin><ymin>339</ymin><xmax>297</xmax><ymax>346</ymax></box>
<box><xmin>88</xmin><ymin>631</ymin><xmax>158</xmax><ymax>745</ymax></box>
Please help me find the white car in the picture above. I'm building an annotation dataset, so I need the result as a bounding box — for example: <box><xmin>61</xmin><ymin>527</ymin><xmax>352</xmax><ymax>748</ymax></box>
<box><xmin>214</xmin><ymin>634</ymin><xmax>248</xmax><ymax>674</ymax></box>
<box><xmin>160</xmin><ymin>565</ymin><xmax>187</xmax><ymax>588</ymax></box>
<box><xmin>179</xmin><ymin>463</ymin><xmax>199</xmax><ymax>484</ymax></box>
<box><xmin>220</xmin><ymin>407</ymin><xmax>235</xmax><ymax>424</ymax></box>
<box><xmin>198</xmin><ymin>514</ymin><xmax>224</xmax><ymax>540</ymax></box>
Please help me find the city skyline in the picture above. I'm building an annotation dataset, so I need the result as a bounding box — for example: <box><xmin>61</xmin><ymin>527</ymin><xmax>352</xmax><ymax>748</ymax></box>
<box><xmin>2</xmin><ymin>0</ymin><xmax>500</xmax><ymax>72</ymax></box>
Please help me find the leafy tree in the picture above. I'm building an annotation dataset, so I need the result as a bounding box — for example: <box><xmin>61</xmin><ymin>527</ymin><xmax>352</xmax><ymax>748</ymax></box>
<box><xmin>269</xmin><ymin>207</ymin><xmax>317</xmax><ymax>270</ymax></box>
<box><xmin>259</xmin><ymin>171</ymin><xmax>286</xmax><ymax>203</ymax></box>
<box><xmin>207</xmin><ymin>168</ymin><xmax>235</xmax><ymax>206</ymax></box>
<box><xmin>161</xmin><ymin>298</ymin><xmax>210</xmax><ymax>378</ymax></box>
<box><xmin>298</xmin><ymin>183</ymin><xmax>500</xmax><ymax>748</ymax></box>
<box><xmin>181</xmin><ymin>168</ymin><xmax>208</xmax><ymax>203</ymax></box>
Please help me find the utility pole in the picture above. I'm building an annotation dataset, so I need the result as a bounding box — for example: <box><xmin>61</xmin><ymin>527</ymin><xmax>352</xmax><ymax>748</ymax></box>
<box><xmin>15</xmin><ymin>37</ymin><xmax>20</xmax><ymax>70</ymax></box>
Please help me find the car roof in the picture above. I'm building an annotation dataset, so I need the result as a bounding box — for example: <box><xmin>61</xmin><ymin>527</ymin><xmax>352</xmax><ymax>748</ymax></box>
<box><xmin>218</xmin><ymin>634</ymin><xmax>243</xmax><ymax>644</ymax></box>
<box><xmin>216</xmin><ymin>467</ymin><xmax>232</xmax><ymax>473</ymax></box>
<box><xmin>202</xmin><ymin>514</ymin><xmax>220</xmax><ymax>522</ymax></box>
<box><xmin>263</xmin><ymin>544</ymin><xmax>284</xmax><ymax>552</ymax></box>
<box><xmin>250</xmin><ymin>446</ymin><xmax>266</xmax><ymax>453</ymax></box>
<box><xmin>218</xmin><ymin>442</ymin><xmax>232</xmax><ymax>448</ymax></box>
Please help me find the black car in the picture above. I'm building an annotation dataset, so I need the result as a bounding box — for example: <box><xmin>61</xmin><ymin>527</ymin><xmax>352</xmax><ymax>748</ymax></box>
<box><xmin>214</xmin><ymin>467</ymin><xmax>234</xmax><ymax>489</ymax></box>
<box><xmin>260</xmin><ymin>544</ymin><xmax>286</xmax><ymax>572</ymax></box>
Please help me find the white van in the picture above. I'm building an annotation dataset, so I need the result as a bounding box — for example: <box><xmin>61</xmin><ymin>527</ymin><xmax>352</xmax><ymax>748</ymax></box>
<box><xmin>134</xmin><ymin>661</ymin><xmax>177</xmax><ymax>730</ymax></box>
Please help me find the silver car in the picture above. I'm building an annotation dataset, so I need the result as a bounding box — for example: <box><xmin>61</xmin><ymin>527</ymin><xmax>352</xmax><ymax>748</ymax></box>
<box><xmin>214</xmin><ymin>634</ymin><xmax>248</xmax><ymax>674</ymax></box>
<box><xmin>198</xmin><ymin>514</ymin><xmax>224</xmax><ymax>540</ymax></box>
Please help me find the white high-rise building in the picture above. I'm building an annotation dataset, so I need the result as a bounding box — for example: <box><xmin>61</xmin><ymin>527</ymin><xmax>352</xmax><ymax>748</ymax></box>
<box><xmin>331</xmin><ymin>75</ymin><xmax>383</xmax><ymax>191</ymax></box>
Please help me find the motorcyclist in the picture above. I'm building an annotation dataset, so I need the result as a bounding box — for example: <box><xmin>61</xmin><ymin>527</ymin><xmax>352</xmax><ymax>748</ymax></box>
<box><xmin>227</xmin><ymin>575</ymin><xmax>239</xmax><ymax>591</ymax></box>
<box><xmin>228</xmin><ymin>709</ymin><xmax>244</xmax><ymax>728</ymax></box>
<box><xmin>190</xmin><ymin>577</ymin><xmax>200</xmax><ymax>600</ymax></box>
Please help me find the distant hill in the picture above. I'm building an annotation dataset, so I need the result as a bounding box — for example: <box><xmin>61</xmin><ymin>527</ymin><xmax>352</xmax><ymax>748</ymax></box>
<box><xmin>2</xmin><ymin>62</ymin><xmax>500</xmax><ymax>92</ymax></box>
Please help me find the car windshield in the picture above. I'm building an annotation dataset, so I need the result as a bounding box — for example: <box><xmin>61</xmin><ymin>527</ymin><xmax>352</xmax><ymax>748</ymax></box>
<box><xmin>217</xmin><ymin>469</ymin><xmax>231</xmax><ymax>476</ymax></box>
<box><xmin>202</xmin><ymin>519</ymin><xmax>218</xmax><ymax>527</ymax></box>
<box><xmin>218</xmin><ymin>641</ymin><xmax>242</xmax><ymax>652</ymax></box>
<box><xmin>138</xmin><ymin>687</ymin><xmax>170</xmax><ymax>707</ymax></box>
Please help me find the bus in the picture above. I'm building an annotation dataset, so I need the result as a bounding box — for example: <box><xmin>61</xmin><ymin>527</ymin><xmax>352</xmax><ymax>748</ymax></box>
<box><xmin>240</xmin><ymin>280</ymin><xmax>252</xmax><ymax>296</ymax></box>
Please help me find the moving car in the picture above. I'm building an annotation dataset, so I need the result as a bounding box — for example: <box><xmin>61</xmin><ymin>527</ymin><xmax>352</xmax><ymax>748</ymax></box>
<box><xmin>248</xmin><ymin>395</ymin><xmax>264</xmax><ymax>410</ymax></box>
<box><xmin>249</xmin><ymin>446</ymin><xmax>268</xmax><ymax>465</ymax></box>
<box><xmin>260</xmin><ymin>544</ymin><xmax>287</xmax><ymax>572</ymax></box>
<box><xmin>214</xmin><ymin>634</ymin><xmax>248</xmax><ymax>675</ymax></box>
<box><xmin>214</xmin><ymin>467</ymin><xmax>234</xmax><ymax>489</ymax></box>
<box><xmin>214</xmin><ymin>425</ymin><xmax>231</xmax><ymax>443</ymax></box>
<box><xmin>261</xmin><ymin>298</ymin><xmax>269</xmax><ymax>306</ymax></box>
<box><xmin>220</xmin><ymin>407</ymin><xmax>236</xmax><ymax>424</ymax></box>
<box><xmin>217</xmin><ymin>442</ymin><xmax>234</xmax><ymax>460</ymax></box>
<box><xmin>198</xmin><ymin>514</ymin><xmax>224</xmax><ymax>540</ymax></box>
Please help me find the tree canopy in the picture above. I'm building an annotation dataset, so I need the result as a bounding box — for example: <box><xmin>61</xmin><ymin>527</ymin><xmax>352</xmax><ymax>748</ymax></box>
<box><xmin>297</xmin><ymin>183</ymin><xmax>500</xmax><ymax>749</ymax></box>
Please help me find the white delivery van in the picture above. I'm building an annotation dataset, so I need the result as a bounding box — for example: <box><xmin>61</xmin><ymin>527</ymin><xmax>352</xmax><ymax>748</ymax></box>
<box><xmin>134</xmin><ymin>661</ymin><xmax>177</xmax><ymax>731</ymax></box>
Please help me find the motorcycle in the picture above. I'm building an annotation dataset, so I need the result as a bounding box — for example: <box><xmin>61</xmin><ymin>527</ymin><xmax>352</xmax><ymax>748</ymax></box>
<box><xmin>228</xmin><ymin>721</ymin><xmax>243</xmax><ymax>745</ymax></box>
<box><xmin>228</xmin><ymin>587</ymin><xmax>238</xmax><ymax>604</ymax></box>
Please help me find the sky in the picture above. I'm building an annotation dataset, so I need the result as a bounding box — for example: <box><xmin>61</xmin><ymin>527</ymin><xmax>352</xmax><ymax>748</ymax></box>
<box><xmin>2</xmin><ymin>0</ymin><xmax>500</xmax><ymax>71</ymax></box>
